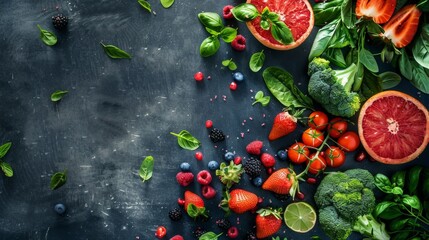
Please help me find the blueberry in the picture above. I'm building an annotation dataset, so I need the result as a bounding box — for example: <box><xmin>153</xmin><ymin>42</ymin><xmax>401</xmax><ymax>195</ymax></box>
<box><xmin>180</xmin><ymin>162</ymin><xmax>191</xmax><ymax>172</ymax></box>
<box><xmin>252</xmin><ymin>177</ymin><xmax>263</xmax><ymax>187</ymax></box>
<box><xmin>232</xmin><ymin>72</ymin><xmax>244</xmax><ymax>82</ymax></box>
<box><xmin>224</xmin><ymin>152</ymin><xmax>235</xmax><ymax>161</ymax></box>
<box><xmin>277</xmin><ymin>150</ymin><xmax>288</xmax><ymax>161</ymax></box>
<box><xmin>54</xmin><ymin>203</ymin><xmax>66</xmax><ymax>215</ymax></box>
<box><xmin>208</xmin><ymin>161</ymin><xmax>219</xmax><ymax>170</ymax></box>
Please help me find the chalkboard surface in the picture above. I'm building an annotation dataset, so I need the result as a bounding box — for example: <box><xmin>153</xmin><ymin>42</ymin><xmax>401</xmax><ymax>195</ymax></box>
<box><xmin>0</xmin><ymin>1</ymin><xmax>428</xmax><ymax>240</ymax></box>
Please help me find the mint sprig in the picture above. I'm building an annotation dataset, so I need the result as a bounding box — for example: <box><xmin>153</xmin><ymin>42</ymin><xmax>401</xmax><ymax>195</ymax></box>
<box><xmin>222</xmin><ymin>58</ymin><xmax>238</xmax><ymax>71</ymax></box>
<box><xmin>252</xmin><ymin>91</ymin><xmax>270</xmax><ymax>106</ymax></box>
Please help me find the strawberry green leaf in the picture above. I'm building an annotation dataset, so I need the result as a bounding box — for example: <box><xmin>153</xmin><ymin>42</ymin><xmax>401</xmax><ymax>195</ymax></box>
<box><xmin>170</xmin><ymin>130</ymin><xmax>201</xmax><ymax>150</ymax></box>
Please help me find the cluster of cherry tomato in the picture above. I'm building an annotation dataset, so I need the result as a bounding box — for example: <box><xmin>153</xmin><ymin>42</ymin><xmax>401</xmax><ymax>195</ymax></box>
<box><xmin>287</xmin><ymin>111</ymin><xmax>361</xmax><ymax>175</ymax></box>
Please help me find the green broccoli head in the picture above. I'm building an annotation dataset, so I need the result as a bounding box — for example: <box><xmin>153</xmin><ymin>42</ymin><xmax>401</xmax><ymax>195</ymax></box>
<box><xmin>345</xmin><ymin>169</ymin><xmax>376</xmax><ymax>190</ymax></box>
<box><xmin>308</xmin><ymin>57</ymin><xmax>331</xmax><ymax>76</ymax></box>
<box><xmin>333</xmin><ymin>188</ymin><xmax>375</xmax><ymax>221</ymax></box>
<box><xmin>314</xmin><ymin>172</ymin><xmax>350</xmax><ymax>207</ymax></box>
<box><xmin>319</xmin><ymin>206</ymin><xmax>353</xmax><ymax>240</ymax></box>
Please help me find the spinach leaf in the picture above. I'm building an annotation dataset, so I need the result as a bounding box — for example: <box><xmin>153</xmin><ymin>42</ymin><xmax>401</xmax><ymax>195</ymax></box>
<box><xmin>359</xmin><ymin>48</ymin><xmax>379</xmax><ymax>72</ymax></box>
<box><xmin>0</xmin><ymin>162</ymin><xmax>13</xmax><ymax>177</ymax></box>
<box><xmin>309</xmin><ymin>19</ymin><xmax>340</xmax><ymax>60</ymax></box>
<box><xmin>50</xmin><ymin>171</ymin><xmax>67</xmax><ymax>190</ymax></box>
<box><xmin>263</xmin><ymin>67</ymin><xmax>313</xmax><ymax>109</ymax></box>
<box><xmin>139</xmin><ymin>156</ymin><xmax>154</xmax><ymax>182</ymax></box>
<box><xmin>37</xmin><ymin>25</ymin><xmax>57</xmax><ymax>46</ymax></box>
<box><xmin>198</xmin><ymin>12</ymin><xmax>224</xmax><ymax>32</ymax></box>
<box><xmin>379</xmin><ymin>71</ymin><xmax>401</xmax><ymax>89</ymax></box>
<box><xmin>100</xmin><ymin>43</ymin><xmax>132</xmax><ymax>59</ymax></box>
<box><xmin>412</xmin><ymin>24</ymin><xmax>429</xmax><ymax>69</ymax></box>
<box><xmin>323</xmin><ymin>48</ymin><xmax>346</xmax><ymax>68</ymax></box>
<box><xmin>252</xmin><ymin>91</ymin><xmax>270</xmax><ymax>106</ymax></box>
<box><xmin>249</xmin><ymin>50</ymin><xmax>265</xmax><ymax>72</ymax></box>
<box><xmin>410</xmin><ymin>60</ymin><xmax>429</xmax><ymax>94</ymax></box>
<box><xmin>137</xmin><ymin>0</ymin><xmax>151</xmax><ymax>12</ymax></box>
<box><xmin>199</xmin><ymin>231</ymin><xmax>222</xmax><ymax>240</ymax></box>
<box><xmin>219</xmin><ymin>27</ymin><xmax>237</xmax><ymax>43</ymax></box>
<box><xmin>200</xmin><ymin>36</ymin><xmax>220</xmax><ymax>57</ymax></box>
<box><xmin>170</xmin><ymin>130</ymin><xmax>201</xmax><ymax>150</ymax></box>
<box><xmin>328</xmin><ymin>23</ymin><xmax>353</xmax><ymax>49</ymax></box>
<box><xmin>360</xmin><ymin>69</ymin><xmax>382</xmax><ymax>100</ymax></box>
<box><xmin>160</xmin><ymin>0</ymin><xmax>174</xmax><ymax>8</ymax></box>
<box><xmin>340</xmin><ymin>0</ymin><xmax>353</xmax><ymax>29</ymax></box>
<box><xmin>51</xmin><ymin>90</ymin><xmax>68</xmax><ymax>102</ymax></box>
<box><xmin>270</xmin><ymin>20</ymin><xmax>294</xmax><ymax>45</ymax></box>
<box><xmin>399</xmin><ymin>48</ymin><xmax>413</xmax><ymax>80</ymax></box>
<box><xmin>0</xmin><ymin>142</ymin><xmax>12</xmax><ymax>158</ymax></box>
<box><xmin>231</xmin><ymin>3</ymin><xmax>259</xmax><ymax>22</ymax></box>
<box><xmin>222</xmin><ymin>59</ymin><xmax>237</xmax><ymax>71</ymax></box>
<box><xmin>375</xmin><ymin>173</ymin><xmax>393</xmax><ymax>193</ymax></box>
<box><xmin>408</xmin><ymin>166</ymin><xmax>422</xmax><ymax>195</ymax></box>
<box><xmin>313</xmin><ymin>0</ymin><xmax>342</xmax><ymax>26</ymax></box>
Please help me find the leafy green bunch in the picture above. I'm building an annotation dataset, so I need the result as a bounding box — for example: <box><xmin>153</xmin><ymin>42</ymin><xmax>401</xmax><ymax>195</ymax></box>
<box><xmin>0</xmin><ymin>142</ymin><xmax>13</xmax><ymax>177</ymax></box>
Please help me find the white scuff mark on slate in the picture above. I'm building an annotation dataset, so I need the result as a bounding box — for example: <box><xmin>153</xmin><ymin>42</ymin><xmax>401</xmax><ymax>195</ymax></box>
<box><xmin>45</xmin><ymin>226</ymin><xmax>50</xmax><ymax>240</ymax></box>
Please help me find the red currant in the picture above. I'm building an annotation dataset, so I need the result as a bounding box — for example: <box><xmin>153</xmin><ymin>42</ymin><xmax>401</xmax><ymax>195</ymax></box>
<box><xmin>233</xmin><ymin>156</ymin><xmax>242</xmax><ymax>165</ymax></box>
<box><xmin>296</xmin><ymin>192</ymin><xmax>305</xmax><ymax>200</ymax></box>
<box><xmin>306</xmin><ymin>177</ymin><xmax>317</xmax><ymax>184</ymax></box>
<box><xmin>205</xmin><ymin>120</ymin><xmax>213</xmax><ymax>128</ymax></box>
<box><xmin>194</xmin><ymin>72</ymin><xmax>204</xmax><ymax>81</ymax></box>
<box><xmin>195</xmin><ymin>151</ymin><xmax>203</xmax><ymax>161</ymax></box>
<box><xmin>229</xmin><ymin>82</ymin><xmax>237</xmax><ymax>90</ymax></box>
<box><xmin>155</xmin><ymin>226</ymin><xmax>167</xmax><ymax>239</ymax></box>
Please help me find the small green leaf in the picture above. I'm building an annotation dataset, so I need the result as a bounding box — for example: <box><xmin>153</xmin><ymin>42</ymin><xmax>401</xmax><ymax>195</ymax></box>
<box><xmin>254</xmin><ymin>91</ymin><xmax>264</xmax><ymax>100</ymax></box>
<box><xmin>139</xmin><ymin>156</ymin><xmax>154</xmax><ymax>182</ymax></box>
<box><xmin>270</xmin><ymin>21</ymin><xmax>294</xmax><ymax>45</ymax></box>
<box><xmin>50</xmin><ymin>171</ymin><xmax>67</xmax><ymax>190</ymax></box>
<box><xmin>260</xmin><ymin>19</ymin><xmax>270</xmax><ymax>30</ymax></box>
<box><xmin>198</xmin><ymin>12</ymin><xmax>224</xmax><ymax>32</ymax></box>
<box><xmin>231</xmin><ymin>3</ymin><xmax>259</xmax><ymax>22</ymax></box>
<box><xmin>205</xmin><ymin>27</ymin><xmax>220</xmax><ymax>35</ymax></box>
<box><xmin>374</xmin><ymin>201</ymin><xmax>402</xmax><ymax>220</ymax></box>
<box><xmin>37</xmin><ymin>25</ymin><xmax>57</xmax><ymax>46</ymax></box>
<box><xmin>252</xmin><ymin>91</ymin><xmax>270</xmax><ymax>106</ymax></box>
<box><xmin>199</xmin><ymin>231</ymin><xmax>222</xmax><ymax>240</ymax></box>
<box><xmin>402</xmin><ymin>195</ymin><xmax>422</xmax><ymax>211</ymax></box>
<box><xmin>0</xmin><ymin>142</ymin><xmax>12</xmax><ymax>159</ymax></box>
<box><xmin>100</xmin><ymin>43</ymin><xmax>132</xmax><ymax>59</ymax></box>
<box><xmin>374</xmin><ymin>173</ymin><xmax>393</xmax><ymax>193</ymax></box>
<box><xmin>137</xmin><ymin>0</ymin><xmax>151</xmax><ymax>12</ymax></box>
<box><xmin>359</xmin><ymin>48</ymin><xmax>379</xmax><ymax>72</ymax></box>
<box><xmin>170</xmin><ymin>130</ymin><xmax>201</xmax><ymax>150</ymax></box>
<box><xmin>222</xmin><ymin>59</ymin><xmax>237</xmax><ymax>71</ymax></box>
<box><xmin>219</xmin><ymin>27</ymin><xmax>237</xmax><ymax>43</ymax></box>
<box><xmin>160</xmin><ymin>0</ymin><xmax>174</xmax><ymax>8</ymax></box>
<box><xmin>399</xmin><ymin>48</ymin><xmax>413</xmax><ymax>80</ymax></box>
<box><xmin>408</xmin><ymin>166</ymin><xmax>423</xmax><ymax>195</ymax></box>
<box><xmin>0</xmin><ymin>162</ymin><xmax>13</xmax><ymax>177</ymax></box>
<box><xmin>391</xmin><ymin>186</ymin><xmax>404</xmax><ymax>195</ymax></box>
<box><xmin>50</xmin><ymin>90</ymin><xmax>68</xmax><ymax>102</ymax></box>
<box><xmin>200</xmin><ymin>36</ymin><xmax>220</xmax><ymax>57</ymax></box>
<box><xmin>412</xmin><ymin>24</ymin><xmax>429</xmax><ymax>69</ymax></box>
<box><xmin>249</xmin><ymin>50</ymin><xmax>265</xmax><ymax>72</ymax></box>
<box><xmin>379</xmin><ymin>71</ymin><xmax>401</xmax><ymax>89</ymax></box>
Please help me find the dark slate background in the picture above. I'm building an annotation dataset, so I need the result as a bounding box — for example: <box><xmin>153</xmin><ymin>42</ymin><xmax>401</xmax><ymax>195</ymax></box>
<box><xmin>0</xmin><ymin>0</ymin><xmax>428</xmax><ymax>239</ymax></box>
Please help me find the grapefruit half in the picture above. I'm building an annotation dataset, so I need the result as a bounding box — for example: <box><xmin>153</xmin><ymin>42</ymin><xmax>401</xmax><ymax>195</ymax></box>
<box><xmin>246</xmin><ymin>0</ymin><xmax>314</xmax><ymax>50</ymax></box>
<box><xmin>358</xmin><ymin>91</ymin><xmax>429</xmax><ymax>164</ymax></box>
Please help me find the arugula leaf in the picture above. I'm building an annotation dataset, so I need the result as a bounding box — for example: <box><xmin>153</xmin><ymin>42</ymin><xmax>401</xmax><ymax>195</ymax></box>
<box><xmin>252</xmin><ymin>91</ymin><xmax>270</xmax><ymax>106</ymax></box>
<box><xmin>50</xmin><ymin>171</ymin><xmax>67</xmax><ymax>190</ymax></box>
<box><xmin>51</xmin><ymin>90</ymin><xmax>68</xmax><ymax>102</ymax></box>
<box><xmin>170</xmin><ymin>130</ymin><xmax>201</xmax><ymax>150</ymax></box>
<box><xmin>160</xmin><ymin>0</ymin><xmax>174</xmax><ymax>8</ymax></box>
<box><xmin>200</xmin><ymin>36</ymin><xmax>220</xmax><ymax>57</ymax></box>
<box><xmin>0</xmin><ymin>162</ymin><xmax>13</xmax><ymax>177</ymax></box>
<box><xmin>139</xmin><ymin>156</ymin><xmax>154</xmax><ymax>182</ymax></box>
<box><xmin>137</xmin><ymin>0</ymin><xmax>151</xmax><ymax>12</ymax></box>
<box><xmin>222</xmin><ymin>59</ymin><xmax>237</xmax><ymax>71</ymax></box>
<box><xmin>37</xmin><ymin>25</ymin><xmax>57</xmax><ymax>46</ymax></box>
<box><xmin>249</xmin><ymin>50</ymin><xmax>265</xmax><ymax>72</ymax></box>
<box><xmin>100</xmin><ymin>43</ymin><xmax>132</xmax><ymax>59</ymax></box>
<box><xmin>0</xmin><ymin>142</ymin><xmax>12</xmax><ymax>159</ymax></box>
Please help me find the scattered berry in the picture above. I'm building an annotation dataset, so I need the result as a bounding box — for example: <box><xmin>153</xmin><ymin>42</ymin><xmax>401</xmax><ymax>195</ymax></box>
<box><xmin>52</xmin><ymin>14</ymin><xmax>68</xmax><ymax>31</ymax></box>
<box><xmin>245</xmin><ymin>231</ymin><xmax>257</xmax><ymax>240</ymax></box>
<box><xmin>168</xmin><ymin>208</ymin><xmax>183</xmax><ymax>221</ymax></box>
<box><xmin>176</xmin><ymin>172</ymin><xmax>194</xmax><ymax>187</ymax></box>
<box><xmin>210</xmin><ymin>128</ymin><xmax>226</xmax><ymax>143</ymax></box>
<box><xmin>194</xmin><ymin>71</ymin><xmax>204</xmax><ymax>81</ymax></box>
<box><xmin>261</xmin><ymin>153</ymin><xmax>276</xmax><ymax>168</ymax></box>
<box><xmin>223</xmin><ymin>5</ymin><xmax>234</xmax><ymax>19</ymax></box>
<box><xmin>306</xmin><ymin>177</ymin><xmax>317</xmax><ymax>184</ymax></box>
<box><xmin>202</xmin><ymin>185</ymin><xmax>217</xmax><ymax>199</ymax></box>
<box><xmin>197</xmin><ymin>170</ymin><xmax>212</xmax><ymax>185</ymax></box>
<box><xmin>54</xmin><ymin>203</ymin><xmax>66</xmax><ymax>215</ymax></box>
<box><xmin>233</xmin><ymin>156</ymin><xmax>242</xmax><ymax>165</ymax></box>
<box><xmin>177</xmin><ymin>198</ymin><xmax>185</xmax><ymax>206</ymax></box>
<box><xmin>224</xmin><ymin>152</ymin><xmax>235</xmax><ymax>161</ymax></box>
<box><xmin>179</xmin><ymin>162</ymin><xmax>191</xmax><ymax>172</ymax></box>
<box><xmin>232</xmin><ymin>72</ymin><xmax>244</xmax><ymax>82</ymax></box>
<box><xmin>195</xmin><ymin>151</ymin><xmax>203</xmax><ymax>161</ymax></box>
<box><xmin>252</xmin><ymin>176</ymin><xmax>263</xmax><ymax>187</ymax></box>
<box><xmin>296</xmin><ymin>192</ymin><xmax>305</xmax><ymax>200</ymax></box>
<box><xmin>205</xmin><ymin>120</ymin><xmax>213</xmax><ymax>128</ymax></box>
<box><xmin>193</xmin><ymin>227</ymin><xmax>207</xmax><ymax>238</ymax></box>
<box><xmin>274</xmin><ymin>193</ymin><xmax>290</xmax><ymax>202</ymax></box>
<box><xmin>246</xmin><ymin>140</ymin><xmax>263</xmax><ymax>155</ymax></box>
<box><xmin>227</xmin><ymin>226</ymin><xmax>239</xmax><ymax>238</ymax></box>
<box><xmin>355</xmin><ymin>151</ymin><xmax>367</xmax><ymax>162</ymax></box>
<box><xmin>216</xmin><ymin>219</ymin><xmax>232</xmax><ymax>230</ymax></box>
<box><xmin>155</xmin><ymin>226</ymin><xmax>167</xmax><ymax>239</ymax></box>
<box><xmin>231</xmin><ymin>35</ymin><xmax>246</xmax><ymax>51</ymax></box>
<box><xmin>243</xmin><ymin>157</ymin><xmax>263</xmax><ymax>178</ymax></box>
<box><xmin>266</xmin><ymin>167</ymin><xmax>274</xmax><ymax>175</ymax></box>
<box><xmin>169</xmin><ymin>235</ymin><xmax>184</xmax><ymax>240</ymax></box>
<box><xmin>207</xmin><ymin>160</ymin><xmax>219</xmax><ymax>170</ymax></box>
<box><xmin>277</xmin><ymin>150</ymin><xmax>287</xmax><ymax>161</ymax></box>
<box><xmin>229</xmin><ymin>82</ymin><xmax>237</xmax><ymax>91</ymax></box>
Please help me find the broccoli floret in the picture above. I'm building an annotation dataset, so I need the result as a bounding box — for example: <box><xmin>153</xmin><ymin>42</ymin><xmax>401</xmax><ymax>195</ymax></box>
<box><xmin>345</xmin><ymin>169</ymin><xmax>376</xmax><ymax>190</ymax></box>
<box><xmin>307</xmin><ymin>57</ymin><xmax>361</xmax><ymax>117</ymax></box>
<box><xmin>319</xmin><ymin>206</ymin><xmax>352</xmax><ymax>240</ymax></box>
<box><xmin>314</xmin><ymin>172</ymin><xmax>350</xmax><ymax>207</ymax></box>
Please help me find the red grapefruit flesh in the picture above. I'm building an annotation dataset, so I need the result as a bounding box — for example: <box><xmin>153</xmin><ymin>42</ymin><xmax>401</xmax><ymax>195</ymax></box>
<box><xmin>246</xmin><ymin>0</ymin><xmax>314</xmax><ymax>50</ymax></box>
<box><xmin>358</xmin><ymin>91</ymin><xmax>429</xmax><ymax>164</ymax></box>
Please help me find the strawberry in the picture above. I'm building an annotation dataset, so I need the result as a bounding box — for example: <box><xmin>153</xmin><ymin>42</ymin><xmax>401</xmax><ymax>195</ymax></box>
<box><xmin>355</xmin><ymin>0</ymin><xmax>396</xmax><ymax>24</ymax></box>
<box><xmin>262</xmin><ymin>168</ymin><xmax>296</xmax><ymax>195</ymax></box>
<box><xmin>246</xmin><ymin>140</ymin><xmax>263</xmax><ymax>155</ymax></box>
<box><xmin>180</xmin><ymin>191</ymin><xmax>207</xmax><ymax>218</ymax></box>
<box><xmin>176</xmin><ymin>172</ymin><xmax>194</xmax><ymax>187</ymax></box>
<box><xmin>268</xmin><ymin>111</ymin><xmax>297</xmax><ymax>141</ymax></box>
<box><xmin>221</xmin><ymin>189</ymin><xmax>258</xmax><ymax>214</ymax></box>
<box><xmin>260</xmin><ymin>153</ymin><xmax>276</xmax><ymax>168</ymax></box>
<box><xmin>169</xmin><ymin>235</ymin><xmax>184</xmax><ymax>240</ymax></box>
<box><xmin>382</xmin><ymin>4</ymin><xmax>422</xmax><ymax>48</ymax></box>
<box><xmin>255</xmin><ymin>208</ymin><xmax>283</xmax><ymax>239</ymax></box>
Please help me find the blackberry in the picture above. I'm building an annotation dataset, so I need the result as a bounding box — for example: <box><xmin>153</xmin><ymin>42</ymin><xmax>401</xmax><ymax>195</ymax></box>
<box><xmin>216</xmin><ymin>218</ymin><xmax>231</xmax><ymax>230</ymax></box>
<box><xmin>209</xmin><ymin>128</ymin><xmax>225</xmax><ymax>143</ymax></box>
<box><xmin>52</xmin><ymin>14</ymin><xmax>68</xmax><ymax>30</ymax></box>
<box><xmin>245</xmin><ymin>231</ymin><xmax>257</xmax><ymax>240</ymax></box>
<box><xmin>193</xmin><ymin>227</ymin><xmax>207</xmax><ymax>238</ymax></box>
<box><xmin>168</xmin><ymin>208</ymin><xmax>182</xmax><ymax>221</ymax></box>
<box><xmin>243</xmin><ymin>157</ymin><xmax>262</xmax><ymax>178</ymax></box>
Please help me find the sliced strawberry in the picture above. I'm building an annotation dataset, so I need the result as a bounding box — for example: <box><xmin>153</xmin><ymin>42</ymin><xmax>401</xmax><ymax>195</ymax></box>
<box><xmin>382</xmin><ymin>4</ymin><xmax>422</xmax><ymax>48</ymax></box>
<box><xmin>355</xmin><ymin>0</ymin><xmax>396</xmax><ymax>24</ymax></box>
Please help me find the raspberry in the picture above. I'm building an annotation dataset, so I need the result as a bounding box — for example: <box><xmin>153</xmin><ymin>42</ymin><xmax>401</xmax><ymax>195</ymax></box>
<box><xmin>205</xmin><ymin>120</ymin><xmax>213</xmax><ymax>128</ymax></box>
<box><xmin>229</xmin><ymin>82</ymin><xmax>237</xmax><ymax>90</ymax></box>
<box><xmin>175</xmin><ymin>172</ymin><xmax>194</xmax><ymax>187</ymax></box>
<box><xmin>231</xmin><ymin>35</ymin><xmax>246</xmax><ymax>51</ymax></box>
<box><xmin>197</xmin><ymin>170</ymin><xmax>212</xmax><ymax>185</ymax></box>
<box><xmin>246</xmin><ymin>140</ymin><xmax>263</xmax><ymax>155</ymax></box>
<box><xmin>260</xmin><ymin>153</ymin><xmax>276</xmax><ymax>168</ymax></box>
<box><xmin>202</xmin><ymin>185</ymin><xmax>217</xmax><ymax>199</ymax></box>
<box><xmin>223</xmin><ymin>5</ymin><xmax>234</xmax><ymax>19</ymax></box>
<box><xmin>168</xmin><ymin>208</ymin><xmax>182</xmax><ymax>221</ymax></box>
<box><xmin>194</xmin><ymin>71</ymin><xmax>204</xmax><ymax>81</ymax></box>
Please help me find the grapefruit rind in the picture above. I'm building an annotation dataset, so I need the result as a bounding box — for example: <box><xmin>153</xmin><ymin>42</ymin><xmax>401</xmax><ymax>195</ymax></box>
<box><xmin>358</xmin><ymin>90</ymin><xmax>429</xmax><ymax>164</ymax></box>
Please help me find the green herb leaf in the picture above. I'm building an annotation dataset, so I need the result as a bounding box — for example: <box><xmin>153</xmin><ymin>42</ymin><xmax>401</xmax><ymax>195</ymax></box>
<box><xmin>379</xmin><ymin>71</ymin><xmax>401</xmax><ymax>89</ymax></box>
<box><xmin>249</xmin><ymin>50</ymin><xmax>265</xmax><ymax>72</ymax></box>
<box><xmin>252</xmin><ymin>91</ymin><xmax>270</xmax><ymax>106</ymax></box>
<box><xmin>50</xmin><ymin>171</ymin><xmax>67</xmax><ymax>190</ymax></box>
<box><xmin>198</xmin><ymin>12</ymin><xmax>224</xmax><ymax>32</ymax></box>
<box><xmin>260</xmin><ymin>19</ymin><xmax>270</xmax><ymax>30</ymax></box>
<box><xmin>160</xmin><ymin>0</ymin><xmax>174</xmax><ymax>8</ymax></box>
<box><xmin>328</xmin><ymin>23</ymin><xmax>354</xmax><ymax>49</ymax></box>
<box><xmin>0</xmin><ymin>162</ymin><xmax>13</xmax><ymax>177</ymax></box>
<box><xmin>391</xmin><ymin>186</ymin><xmax>404</xmax><ymax>195</ymax></box>
<box><xmin>340</xmin><ymin>0</ymin><xmax>353</xmax><ymax>28</ymax></box>
<box><xmin>323</xmin><ymin>48</ymin><xmax>347</xmax><ymax>68</ymax></box>
<box><xmin>399</xmin><ymin>48</ymin><xmax>413</xmax><ymax>80</ymax></box>
<box><xmin>407</xmin><ymin>166</ymin><xmax>423</xmax><ymax>195</ymax></box>
<box><xmin>170</xmin><ymin>130</ymin><xmax>201</xmax><ymax>150</ymax></box>
<box><xmin>222</xmin><ymin>59</ymin><xmax>237</xmax><ymax>71</ymax></box>
<box><xmin>412</xmin><ymin>24</ymin><xmax>429</xmax><ymax>69</ymax></box>
<box><xmin>309</xmin><ymin>19</ymin><xmax>340</xmax><ymax>60</ymax></box>
<box><xmin>374</xmin><ymin>173</ymin><xmax>393</xmax><ymax>193</ymax></box>
<box><xmin>37</xmin><ymin>25</ymin><xmax>57</xmax><ymax>46</ymax></box>
<box><xmin>100</xmin><ymin>43</ymin><xmax>132</xmax><ymax>59</ymax></box>
<box><xmin>137</xmin><ymin>0</ymin><xmax>151</xmax><ymax>12</ymax></box>
<box><xmin>219</xmin><ymin>27</ymin><xmax>237</xmax><ymax>43</ymax></box>
<box><xmin>200</xmin><ymin>36</ymin><xmax>220</xmax><ymax>57</ymax></box>
<box><xmin>50</xmin><ymin>90</ymin><xmax>68</xmax><ymax>102</ymax></box>
<box><xmin>392</xmin><ymin>170</ymin><xmax>406</xmax><ymax>188</ymax></box>
<box><xmin>231</xmin><ymin>3</ymin><xmax>259</xmax><ymax>22</ymax></box>
<box><xmin>0</xmin><ymin>142</ymin><xmax>12</xmax><ymax>159</ymax></box>
<box><xmin>410</xmin><ymin>60</ymin><xmax>429</xmax><ymax>94</ymax></box>
<box><xmin>198</xmin><ymin>231</ymin><xmax>222</xmax><ymax>240</ymax></box>
<box><xmin>139</xmin><ymin>156</ymin><xmax>154</xmax><ymax>182</ymax></box>
<box><xmin>374</xmin><ymin>201</ymin><xmax>402</xmax><ymax>220</ymax></box>
<box><xmin>270</xmin><ymin>21</ymin><xmax>294</xmax><ymax>45</ymax></box>
<box><xmin>359</xmin><ymin>48</ymin><xmax>379</xmax><ymax>72</ymax></box>
<box><xmin>313</xmin><ymin>0</ymin><xmax>342</xmax><ymax>26</ymax></box>
<box><xmin>402</xmin><ymin>195</ymin><xmax>422</xmax><ymax>211</ymax></box>
<box><xmin>205</xmin><ymin>27</ymin><xmax>220</xmax><ymax>35</ymax></box>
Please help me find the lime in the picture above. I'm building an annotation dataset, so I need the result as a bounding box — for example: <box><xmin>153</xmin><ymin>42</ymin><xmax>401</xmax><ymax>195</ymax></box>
<box><xmin>284</xmin><ymin>202</ymin><xmax>317</xmax><ymax>233</ymax></box>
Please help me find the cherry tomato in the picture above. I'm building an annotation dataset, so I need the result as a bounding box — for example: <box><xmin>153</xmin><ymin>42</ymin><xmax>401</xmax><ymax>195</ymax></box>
<box><xmin>155</xmin><ymin>226</ymin><xmax>167</xmax><ymax>239</ymax></box>
<box><xmin>302</xmin><ymin>128</ymin><xmax>324</xmax><ymax>148</ymax></box>
<box><xmin>328</xmin><ymin>117</ymin><xmax>348</xmax><ymax>138</ymax></box>
<box><xmin>308</xmin><ymin>111</ymin><xmax>329</xmax><ymax>130</ymax></box>
<box><xmin>307</xmin><ymin>153</ymin><xmax>327</xmax><ymax>175</ymax></box>
<box><xmin>337</xmin><ymin>131</ymin><xmax>360</xmax><ymax>152</ymax></box>
<box><xmin>325</xmin><ymin>146</ymin><xmax>346</xmax><ymax>168</ymax></box>
<box><xmin>287</xmin><ymin>142</ymin><xmax>310</xmax><ymax>164</ymax></box>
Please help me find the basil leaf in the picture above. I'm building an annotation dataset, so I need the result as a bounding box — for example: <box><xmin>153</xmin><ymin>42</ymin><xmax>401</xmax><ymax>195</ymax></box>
<box><xmin>139</xmin><ymin>156</ymin><xmax>154</xmax><ymax>182</ymax></box>
<box><xmin>219</xmin><ymin>27</ymin><xmax>237</xmax><ymax>43</ymax></box>
<box><xmin>205</xmin><ymin>27</ymin><xmax>220</xmax><ymax>35</ymax></box>
<box><xmin>198</xmin><ymin>12</ymin><xmax>224</xmax><ymax>32</ymax></box>
<box><xmin>199</xmin><ymin>232</ymin><xmax>222</xmax><ymax>240</ymax></box>
<box><xmin>50</xmin><ymin>171</ymin><xmax>67</xmax><ymax>190</ymax></box>
<box><xmin>374</xmin><ymin>201</ymin><xmax>397</xmax><ymax>218</ymax></box>
<box><xmin>421</xmin><ymin>168</ymin><xmax>429</xmax><ymax>201</ymax></box>
<box><xmin>170</xmin><ymin>130</ymin><xmax>201</xmax><ymax>150</ymax></box>
<box><xmin>0</xmin><ymin>162</ymin><xmax>13</xmax><ymax>177</ymax></box>
<box><xmin>313</xmin><ymin>0</ymin><xmax>342</xmax><ymax>26</ymax></box>
<box><xmin>249</xmin><ymin>50</ymin><xmax>265</xmax><ymax>72</ymax></box>
<box><xmin>231</xmin><ymin>3</ymin><xmax>259</xmax><ymax>22</ymax></box>
<box><xmin>328</xmin><ymin>23</ymin><xmax>353</xmax><ymax>48</ymax></box>
<box><xmin>390</xmin><ymin>218</ymin><xmax>410</xmax><ymax>231</ymax></box>
<box><xmin>402</xmin><ymin>195</ymin><xmax>422</xmax><ymax>211</ymax></box>
<box><xmin>410</xmin><ymin>60</ymin><xmax>429</xmax><ymax>93</ymax></box>
<box><xmin>268</xmin><ymin>12</ymin><xmax>279</xmax><ymax>22</ymax></box>
<box><xmin>100</xmin><ymin>43</ymin><xmax>131</xmax><ymax>59</ymax></box>
<box><xmin>392</xmin><ymin>170</ymin><xmax>406</xmax><ymax>188</ymax></box>
<box><xmin>51</xmin><ymin>90</ymin><xmax>68</xmax><ymax>102</ymax></box>
<box><xmin>359</xmin><ymin>48</ymin><xmax>379</xmax><ymax>72</ymax></box>
<box><xmin>0</xmin><ymin>142</ymin><xmax>12</xmax><ymax>159</ymax></box>
<box><xmin>222</xmin><ymin>59</ymin><xmax>237</xmax><ymax>71</ymax></box>
<box><xmin>399</xmin><ymin>48</ymin><xmax>413</xmax><ymax>80</ymax></box>
<box><xmin>252</xmin><ymin>91</ymin><xmax>270</xmax><ymax>106</ymax></box>
<box><xmin>137</xmin><ymin>0</ymin><xmax>151</xmax><ymax>12</ymax></box>
<box><xmin>340</xmin><ymin>0</ymin><xmax>353</xmax><ymax>28</ymax></box>
<box><xmin>323</xmin><ymin>48</ymin><xmax>346</xmax><ymax>68</ymax></box>
<box><xmin>375</xmin><ymin>173</ymin><xmax>393</xmax><ymax>193</ymax></box>
<box><xmin>270</xmin><ymin>21</ymin><xmax>294</xmax><ymax>45</ymax></box>
<box><xmin>160</xmin><ymin>0</ymin><xmax>174</xmax><ymax>8</ymax></box>
<box><xmin>360</xmin><ymin>68</ymin><xmax>382</xmax><ymax>100</ymax></box>
<box><xmin>374</xmin><ymin>202</ymin><xmax>403</xmax><ymax>220</ymax></box>
<box><xmin>309</xmin><ymin>19</ymin><xmax>340</xmax><ymax>60</ymax></box>
<box><xmin>379</xmin><ymin>71</ymin><xmax>401</xmax><ymax>89</ymax></box>
<box><xmin>412</xmin><ymin>24</ymin><xmax>429</xmax><ymax>69</ymax></box>
<box><xmin>391</xmin><ymin>186</ymin><xmax>404</xmax><ymax>195</ymax></box>
<box><xmin>263</xmin><ymin>67</ymin><xmax>313</xmax><ymax>109</ymax></box>
<box><xmin>260</xmin><ymin>19</ymin><xmax>270</xmax><ymax>30</ymax></box>
<box><xmin>408</xmin><ymin>166</ymin><xmax>423</xmax><ymax>195</ymax></box>
<box><xmin>418</xmin><ymin>0</ymin><xmax>429</xmax><ymax>12</ymax></box>
<box><xmin>37</xmin><ymin>25</ymin><xmax>57</xmax><ymax>46</ymax></box>
<box><xmin>200</xmin><ymin>36</ymin><xmax>220</xmax><ymax>57</ymax></box>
